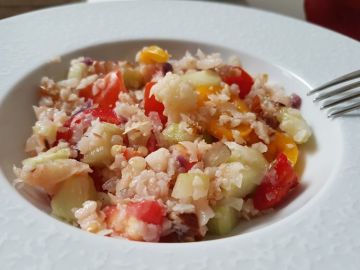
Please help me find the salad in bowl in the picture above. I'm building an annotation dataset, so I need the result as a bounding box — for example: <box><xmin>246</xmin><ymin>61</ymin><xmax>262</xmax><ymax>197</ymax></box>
<box><xmin>14</xmin><ymin>45</ymin><xmax>311</xmax><ymax>242</ymax></box>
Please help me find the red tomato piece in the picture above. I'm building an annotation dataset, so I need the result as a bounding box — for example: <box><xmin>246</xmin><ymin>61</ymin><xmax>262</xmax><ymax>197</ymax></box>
<box><xmin>219</xmin><ymin>65</ymin><xmax>254</xmax><ymax>99</ymax></box>
<box><xmin>250</xmin><ymin>95</ymin><xmax>262</xmax><ymax>115</ymax></box>
<box><xmin>78</xmin><ymin>83</ymin><xmax>93</xmax><ymax>101</ymax></box>
<box><xmin>184</xmin><ymin>161</ymin><xmax>196</xmax><ymax>172</ymax></box>
<box><xmin>56</xmin><ymin>128</ymin><xmax>72</xmax><ymax>142</ymax></box>
<box><xmin>252</xmin><ymin>153</ymin><xmax>298</xmax><ymax>211</ymax></box>
<box><xmin>55</xmin><ymin>107</ymin><xmax>121</xmax><ymax>144</ymax></box>
<box><xmin>103</xmin><ymin>205</ymin><xmax>119</xmax><ymax>227</ymax></box>
<box><xmin>87</xmin><ymin>107</ymin><xmax>122</xmax><ymax>125</ymax></box>
<box><xmin>127</xmin><ymin>200</ymin><xmax>165</xmax><ymax>225</ymax></box>
<box><xmin>144</xmin><ymin>82</ymin><xmax>167</xmax><ymax>125</ymax></box>
<box><xmin>79</xmin><ymin>71</ymin><xmax>127</xmax><ymax>109</ymax></box>
<box><xmin>56</xmin><ymin>114</ymin><xmax>73</xmax><ymax>144</ymax></box>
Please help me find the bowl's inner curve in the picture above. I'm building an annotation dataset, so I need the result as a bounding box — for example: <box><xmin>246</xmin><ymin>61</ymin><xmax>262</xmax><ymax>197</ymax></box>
<box><xmin>0</xmin><ymin>39</ymin><xmax>342</xmax><ymax>240</ymax></box>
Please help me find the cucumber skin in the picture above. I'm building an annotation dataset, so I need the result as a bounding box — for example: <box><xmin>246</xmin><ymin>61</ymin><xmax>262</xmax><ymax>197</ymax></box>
<box><xmin>207</xmin><ymin>205</ymin><xmax>238</xmax><ymax>236</ymax></box>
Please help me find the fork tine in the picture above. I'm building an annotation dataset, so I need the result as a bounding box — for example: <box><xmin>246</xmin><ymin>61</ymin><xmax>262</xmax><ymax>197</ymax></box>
<box><xmin>307</xmin><ymin>70</ymin><xmax>360</xmax><ymax>96</ymax></box>
<box><xmin>313</xmin><ymin>81</ymin><xmax>360</xmax><ymax>102</ymax></box>
<box><xmin>320</xmin><ymin>91</ymin><xmax>360</xmax><ymax>109</ymax></box>
<box><xmin>328</xmin><ymin>101</ymin><xmax>360</xmax><ymax>118</ymax></box>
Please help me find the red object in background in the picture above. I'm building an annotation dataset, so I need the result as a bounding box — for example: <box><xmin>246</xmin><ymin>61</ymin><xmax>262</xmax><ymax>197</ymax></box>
<box><xmin>305</xmin><ymin>0</ymin><xmax>360</xmax><ymax>41</ymax></box>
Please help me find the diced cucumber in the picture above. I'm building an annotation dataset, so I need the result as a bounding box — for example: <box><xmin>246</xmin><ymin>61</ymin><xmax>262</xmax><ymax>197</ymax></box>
<box><xmin>162</xmin><ymin>123</ymin><xmax>197</xmax><ymax>144</ymax></box>
<box><xmin>226</xmin><ymin>143</ymin><xmax>268</xmax><ymax>174</ymax></box>
<box><xmin>81</xmin><ymin>123</ymin><xmax>123</xmax><ymax>167</ymax></box>
<box><xmin>51</xmin><ymin>174</ymin><xmax>97</xmax><ymax>222</ymax></box>
<box><xmin>172</xmin><ymin>173</ymin><xmax>210</xmax><ymax>200</ymax></box>
<box><xmin>82</xmin><ymin>146</ymin><xmax>111</xmax><ymax>167</ymax></box>
<box><xmin>22</xmin><ymin>148</ymin><xmax>71</xmax><ymax>167</ymax></box>
<box><xmin>224</xmin><ymin>165</ymin><xmax>259</xmax><ymax>198</ymax></box>
<box><xmin>207</xmin><ymin>205</ymin><xmax>238</xmax><ymax>235</ymax></box>
<box><xmin>32</xmin><ymin>121</ymin><xmax>57</xmax><ymax>144</ymax></box>
<box><xmin>101</xmin><ymin>122</ymin><xmax>123</xmax><ymax>135</ymax></box>
<box><xmin>123</xmin><ymin>67</ymin><xmax>144</xmax><ymax>89</ymax></box>
<box><xmin>223</xmin><ymin>144</ymin><xmax>268</xmax><ymax>198</ymax></box>
<box><xmin>220</xmin><ymin>197</ymin><xmax>244</xmax><ymax>211</ymax></box>
<box><xmin>172</xmin><ymin>173</ymin><xmax>193</xmax><ymax>199</ymax></box>
<box><xmin>217</xmin><ymin>162</ymin><xmax>260</xmax><ymax>198</ymax></box>
<box><xmin>182</xmin><ymin>70</ymin><xmax>221</xmax><ymax>87</ymax></box>
<box><xmin>67</xmin><ymin>60</ymin><xmax>87</xmax><ymax>80</ymax></box>
<box><xmin>278</xmin><ymin>108</ymin><xmax>312</xmax><ymax>144</ymax></box>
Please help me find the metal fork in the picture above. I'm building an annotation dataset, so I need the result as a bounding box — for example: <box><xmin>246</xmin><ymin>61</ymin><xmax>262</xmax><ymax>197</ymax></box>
<box><xmin>307</xmin><ymin>70</ymin><xmax>360</xmax><ymax>118</ymax></box>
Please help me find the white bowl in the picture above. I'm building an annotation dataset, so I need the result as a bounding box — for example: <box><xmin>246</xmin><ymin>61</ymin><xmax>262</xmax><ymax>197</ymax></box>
<box><xmin>0</xmin><ymin>1</ymin><xmax>359</xmax><ymax>269</ymax></box>
<box><xmin>0</xmin><ymin>39</ymin><xmax>340</xmax><ymax>235</ymax></box>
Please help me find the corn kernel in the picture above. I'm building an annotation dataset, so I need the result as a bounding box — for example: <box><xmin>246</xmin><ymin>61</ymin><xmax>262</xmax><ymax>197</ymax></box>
<box><xmin>128</xmin><ymin>156</ymin><xmax>147</xmax><ymax>172</ymax></box>
<box><xmin>86</xmin><ymin>222</ymin><xmax>100</xmax><ymax>233</ymax></box>
<box><xmin>137</xmin><ymin>146</ymin><xmax>149</xmax><ymax>156</ymax></box>
<box><xmin>111</xmin><ymin>145</ymin><xmax>125</xmax><ymax>157</ymax></box>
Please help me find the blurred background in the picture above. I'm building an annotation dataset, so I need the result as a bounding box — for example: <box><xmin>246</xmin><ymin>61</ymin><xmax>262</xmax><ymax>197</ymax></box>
<box><xmin>0</xmin><ymin>0</ymin><xmax>359</xmax><ymax>40</ymax></box>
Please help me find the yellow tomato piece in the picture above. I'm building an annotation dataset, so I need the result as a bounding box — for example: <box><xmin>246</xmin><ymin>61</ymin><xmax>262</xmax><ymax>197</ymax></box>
<box><xmin>244</xmin><ymin>130</ymin><xmax>261</xmax><ymax>145</ymax></box>
<box><xmin>208</xmin><ymin>117</ymin><xmax>252</xmax><ymax>141</ymax></box>
<box><xmin>196</xmin><ymin>85</ymin><xmax>222</xmax><ymax>105</ymax></box>
<box><xmin>234</xmin><ymin>99</ymin><xmax>249</xmax><ymax>113</ymax></box>
<box><xmin>138</xmin><ymin>45</ymin><xmax>169</xmax><ymax>64</ymax></box>
<box><xmin>236</xmin><ymin>123</ymin><xmax>252</xmax><ymax>138</ymax></box>
<box><xmin>264</xmin><ymin>132</ymin><xmax>299</xmax><ymax>166</ymax></box>
<box><xmin>208</xmin><ymin>118</ymin><xmax>233</xmax><ymax>140</ymax></box>
<box><xmin>207</xmin><ymin>98</ymin><xmax>253</xmax><ymax>141</ymax></box>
